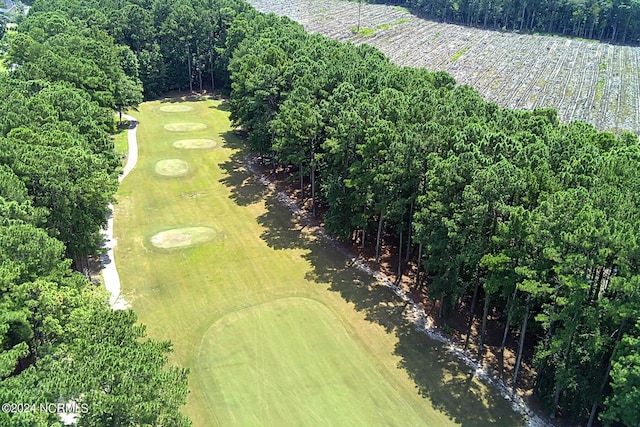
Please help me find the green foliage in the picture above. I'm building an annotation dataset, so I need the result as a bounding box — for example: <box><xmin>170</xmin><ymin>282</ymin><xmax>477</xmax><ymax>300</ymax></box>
<box><xmin>226</xmin><ymin>5</ymin><xmax>640</xmax><ymax>423</ymax></box>
<box><xmin>601</xmin><ymin>323</ymin><xmax>640</xmax><ymax>426</ymax></box>
<box><xmin>350</xmin><ymin>26</ymin><xmax>376</xmax><ymax>36</ymax></box>
<box><xmin>0</xmin><ymin>1</ymin><xmax>192</xmax><ymax>425</ymax></box>
<box><xmin>376</xmin><ymin>18</ymin><xmax>409</xmax><ymax>31</ymax></box>
<box><xmin>450</xmin><ymin>46</ymin><xmax>470</xmax><ymax>61</ymax></box>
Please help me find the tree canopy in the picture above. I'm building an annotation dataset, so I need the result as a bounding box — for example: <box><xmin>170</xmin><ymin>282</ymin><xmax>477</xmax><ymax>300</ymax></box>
<box><xmin>0</xmin><ymin>3</ymin><xmax>191</xmax><ymax>425</ymax></box>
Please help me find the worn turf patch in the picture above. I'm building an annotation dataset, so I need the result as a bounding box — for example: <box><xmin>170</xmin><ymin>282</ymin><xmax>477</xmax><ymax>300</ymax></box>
<box><xmin>150</xmin><ymin>227</ymin><xmax>217</xmax><ymax>249</ymax></box>
<box><xmin>164</xmin><ymin>123</ymin><xmax>207</xmax><ymax>132</ymax></box>
<box><xmin>154</xmin><ymin>159</ymin><xmax>190</xmax><ymax>177</ymax></box>
<box><xmin>173</xmin><ymin>139</ymin><xmax>217</xmax><ymax>149</ymax></box>
<box><xmin>159</xmin><ymin>105</ymin><xmax>194</xmax><ymax>112</ymax></box>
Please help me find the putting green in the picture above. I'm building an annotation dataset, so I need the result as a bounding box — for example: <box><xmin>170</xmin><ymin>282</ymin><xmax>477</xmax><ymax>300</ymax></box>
<box><xmin>164</xmin><ymin>122</ymin><xmax>207</xmax><ymax>132</ymax></box>
<box><xmin>150</xmin><ymin>227</ymin><xmax>217</xmax><ymax>249</ymax></box>
<box><xmin>155</xmin><ymin>159</ymin><xmax>189</xmax><ymax>176</ymax></box>
<box><xmin>160</xmin><ymin>105</ymin><xmax>194</xmax><ymax>112</ymax></box>
<box><xmin>199</xmin><ymin>298</ymin><xmax>427</xmax><ymax>426</ymax></box>
<box><xmin>173</xmin><ymin>139</ymin><xmax>217</xmax><ymax>149</ymax></box>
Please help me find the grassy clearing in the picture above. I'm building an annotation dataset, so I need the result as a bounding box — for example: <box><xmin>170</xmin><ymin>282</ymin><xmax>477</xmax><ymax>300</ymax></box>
<box><xmin>114</xmin><ymin>97</ymin><xmax>524</xmax><ymax>426</ymax></box>
<box><xmin>451</xmin><ymin>46</ymin><xmax>470</xmax><ymax>62</ymax></box>
<box><xmin>377</xmin><ymin>18</ymin><xmax>409</xmax><ymax>31</ymax></box>
<box><xmin>201</xmin><ymin>298</ymin><xmax>428</xmax><ymax>426</ymax></box>
<box><xmin>351</xmin><ymin>26</ymin><xmax>376</xmax><ymax>36</ymax></box>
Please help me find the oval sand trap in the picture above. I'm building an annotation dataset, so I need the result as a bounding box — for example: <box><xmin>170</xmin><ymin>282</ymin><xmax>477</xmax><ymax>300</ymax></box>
<box><xmin>173</xmin><ymin>139</ymin><xmax>217</xmax><ymax>149</ymax></box>
<box><xmin>164</xmin><ymin>122</ymin><xmax>207</xmax><ymax>132</ymax></box>
<box><xmin>150</xmin><ymin>227</ymin><xmax>217</xmax><ymax>249</ymax></box>
<box><xmin>159</xmin><ymin>105</ymin><xmax>194</xmax><ymax>112</ymax></box>
<box><xmin>155</xmin><ymin>159</ymin><xmax>189</xmax><ymax>177</ymax></box>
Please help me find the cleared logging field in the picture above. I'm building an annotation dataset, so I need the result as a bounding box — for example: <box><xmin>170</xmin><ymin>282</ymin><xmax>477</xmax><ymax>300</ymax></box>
<box><xmin>114</xmin><ymin>98</ymin><xmax>524</xmax><ymax>426</ymax></box>
<box><xmin>249</xmin><ymin>0</ymin><xmax>640</xmax><ymax>134</ymax></box>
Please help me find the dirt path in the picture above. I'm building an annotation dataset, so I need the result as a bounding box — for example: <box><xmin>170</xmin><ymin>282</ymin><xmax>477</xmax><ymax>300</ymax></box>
<box><xmin>101</xmin><ymin>114</ymin><xmax>138</xmax><ymax>310</ymax></box>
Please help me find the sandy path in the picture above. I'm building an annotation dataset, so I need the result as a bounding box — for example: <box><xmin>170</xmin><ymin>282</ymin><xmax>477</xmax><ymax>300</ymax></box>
<box><xmin>101</xmin><ymin>114</ymin><xmax>138</xmax><ymax>310</ymax></box>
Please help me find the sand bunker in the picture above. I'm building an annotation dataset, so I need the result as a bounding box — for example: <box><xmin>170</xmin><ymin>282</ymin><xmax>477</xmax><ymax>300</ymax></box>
<box><xmin>159</xmin><ymin>105</ymin><xmax>194</xmax><ymax>112</ymax></box>
<box><xmin>173</xmin><ymin>139</ymin><xmax>217</xmax><ymax>149</ymax></box>
<box><xmin>164</xmin><ymin>123</ymin><xmax>207</xmax><ymax>132</ymax></box>
<box><xmin>155</xmin><ymin>159</ymin><xmax>190</xmax><ymax>177</ymax></box>
<box><xmin>150</xmin><ymin>227</ymin><xmax>217</xmax><ymax>249</ymax></box>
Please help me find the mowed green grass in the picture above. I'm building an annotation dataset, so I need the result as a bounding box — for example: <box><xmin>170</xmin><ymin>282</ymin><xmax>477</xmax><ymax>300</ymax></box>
<box><xmin>202</xmin><ymin>298</ymin><xmax>427</xmax><ymax>426</ymax></box>
<box><xmin>114</xmin><ymin>97</ymin><xmax>524</xmax><ymax>427</ymax></box>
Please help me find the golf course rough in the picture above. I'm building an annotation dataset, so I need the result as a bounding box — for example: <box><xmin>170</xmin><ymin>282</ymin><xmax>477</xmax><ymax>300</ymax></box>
<box><xmin>150</xmin><ymin>227</ymin><xmax>217</xmax><ymax>249</ymax></box>
<box><xmin>164</xmin><ymin>122</ymin><xmax>207</xmax><ymax>132</ymax></box>
<box><xmin>154</xmin><ymin>159</ymin><xmax>190</xmax><ymax>177</ymax></box>
<box><xmin>173</xmin><ymin>139</ymin><xmax>217</xmax><ymax>149</ymax></box>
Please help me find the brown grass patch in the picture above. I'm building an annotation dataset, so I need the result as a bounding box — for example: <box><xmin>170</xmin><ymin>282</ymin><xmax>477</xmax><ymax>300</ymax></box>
<box><xmin>159</xmin><ymin>105</ymin><xmax>194</xmax><ymax>112</ymax></box>
<box><xmin>154</xmin><ymin>159</ymin><xmax>190</xmax><ymax>177</ymax></box>
<box><xmin>150</xmin><ymin>227</ymin><xmax>217</xmax><ymax>249</ymax></box>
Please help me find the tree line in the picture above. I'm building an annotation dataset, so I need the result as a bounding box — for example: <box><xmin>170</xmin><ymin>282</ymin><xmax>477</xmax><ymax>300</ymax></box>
<box><xmin>380</xmin><ymin>0</ymin><xmax>640</xmax><ymax>44</ymax></box>
<box><xmin>224</xmin><ymin>10</ymin><xmax>640</xmax><ymax>426</ymax></box>
<box><xmin>0</xmin><ymin>3</ymin><xmax>191</xmax><ymax>426</ymax></box>
<box><xmin>24</xmin><ymin>0</ymin><xmax>253</xmax><ymax>98</ymax></box>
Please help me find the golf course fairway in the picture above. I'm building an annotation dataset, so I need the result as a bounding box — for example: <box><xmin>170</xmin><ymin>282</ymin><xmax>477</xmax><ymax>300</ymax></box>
<box><xmin>113</xmin><ymin>97</ymin><xmax>524</xmax><ymax>426</ymax></box>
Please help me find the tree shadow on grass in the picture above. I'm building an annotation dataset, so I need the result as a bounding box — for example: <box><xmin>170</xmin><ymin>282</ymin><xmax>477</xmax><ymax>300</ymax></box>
<box><xmin>218</xmin><ymin>148</ymin><xmax>526</xmax><ymax>427</ymax></box>
<box><xmin>217</xmin><ymin>135</ymin><xmax>269</xmax><ymax>206</ymax></box>
<box><xmin>158</xmin><ymin>93</ymin><xmax>210</xmax><ymax>103</ymax></box>
<box><xmin>218</xmin><ymin>130</ymin><xmax>243</xmax><ymax>150</ymax></box>
<box><xmin>257</xmin><ymin>197</ymin><xmax>308</xmax><ymax>250</ymax></box>
<box><xmin>305</xmin><ymin>238</ymin><xmax>526</xmax><ymax>426</ymax></box>
<box><xmin>212</xmin><ymin>101</ymin><xmax>230</xmax><ymax>112</ymax></box>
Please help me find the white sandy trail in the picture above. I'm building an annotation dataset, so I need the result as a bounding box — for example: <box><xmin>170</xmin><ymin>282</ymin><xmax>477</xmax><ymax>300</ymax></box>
<box><xmin>102</xmin><ymin>114</ymin><xmax>138</xmax><ymax>310</ymax></box>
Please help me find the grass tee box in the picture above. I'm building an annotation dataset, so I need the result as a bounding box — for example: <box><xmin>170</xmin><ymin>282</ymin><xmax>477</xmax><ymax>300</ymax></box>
<box><xmin>201</xmin><ymin>298</ymin><xmax>426</xmax><ymax>426</ymax></box>
<box><xmin>114</xmin><ymin>96</ymin><xmax>524</xmax><ymax>427</ymax></box>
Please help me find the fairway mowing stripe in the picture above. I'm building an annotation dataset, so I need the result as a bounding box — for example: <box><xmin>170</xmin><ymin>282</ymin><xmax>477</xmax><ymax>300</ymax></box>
<box><xmin>164</xmin><ymin>122</ymin><xmax>207</xmax><ymax>132</ymax></box>
<box><xmin>159</xmin><ymin>105</ymin><xmax>194</xmax><ymax>112</ymax></box>
<box><xmin>173</xmin><ymin>139</ymin><xmax>217</xmax><ymax>149</ymax></box>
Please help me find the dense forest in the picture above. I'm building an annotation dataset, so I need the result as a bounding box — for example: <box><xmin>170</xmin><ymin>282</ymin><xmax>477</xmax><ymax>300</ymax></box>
<box><xmin>2</xmin><ymin>0</ymin><xmax>639</xmax><ymax>425</ymax></box>
<box><xmin>222</xmin><ymin>8</ymin><xmax>640</xmax><ymax>427</ymax></box>
<box><xmin>0</xmin><ymin>1</ymin><xmax>192</xmax><ymax>426</ymax></box>
<box><xmin>378</xmin><ymin>0</ymin><xmax>640</xmax><ymax>44</ymax></box>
